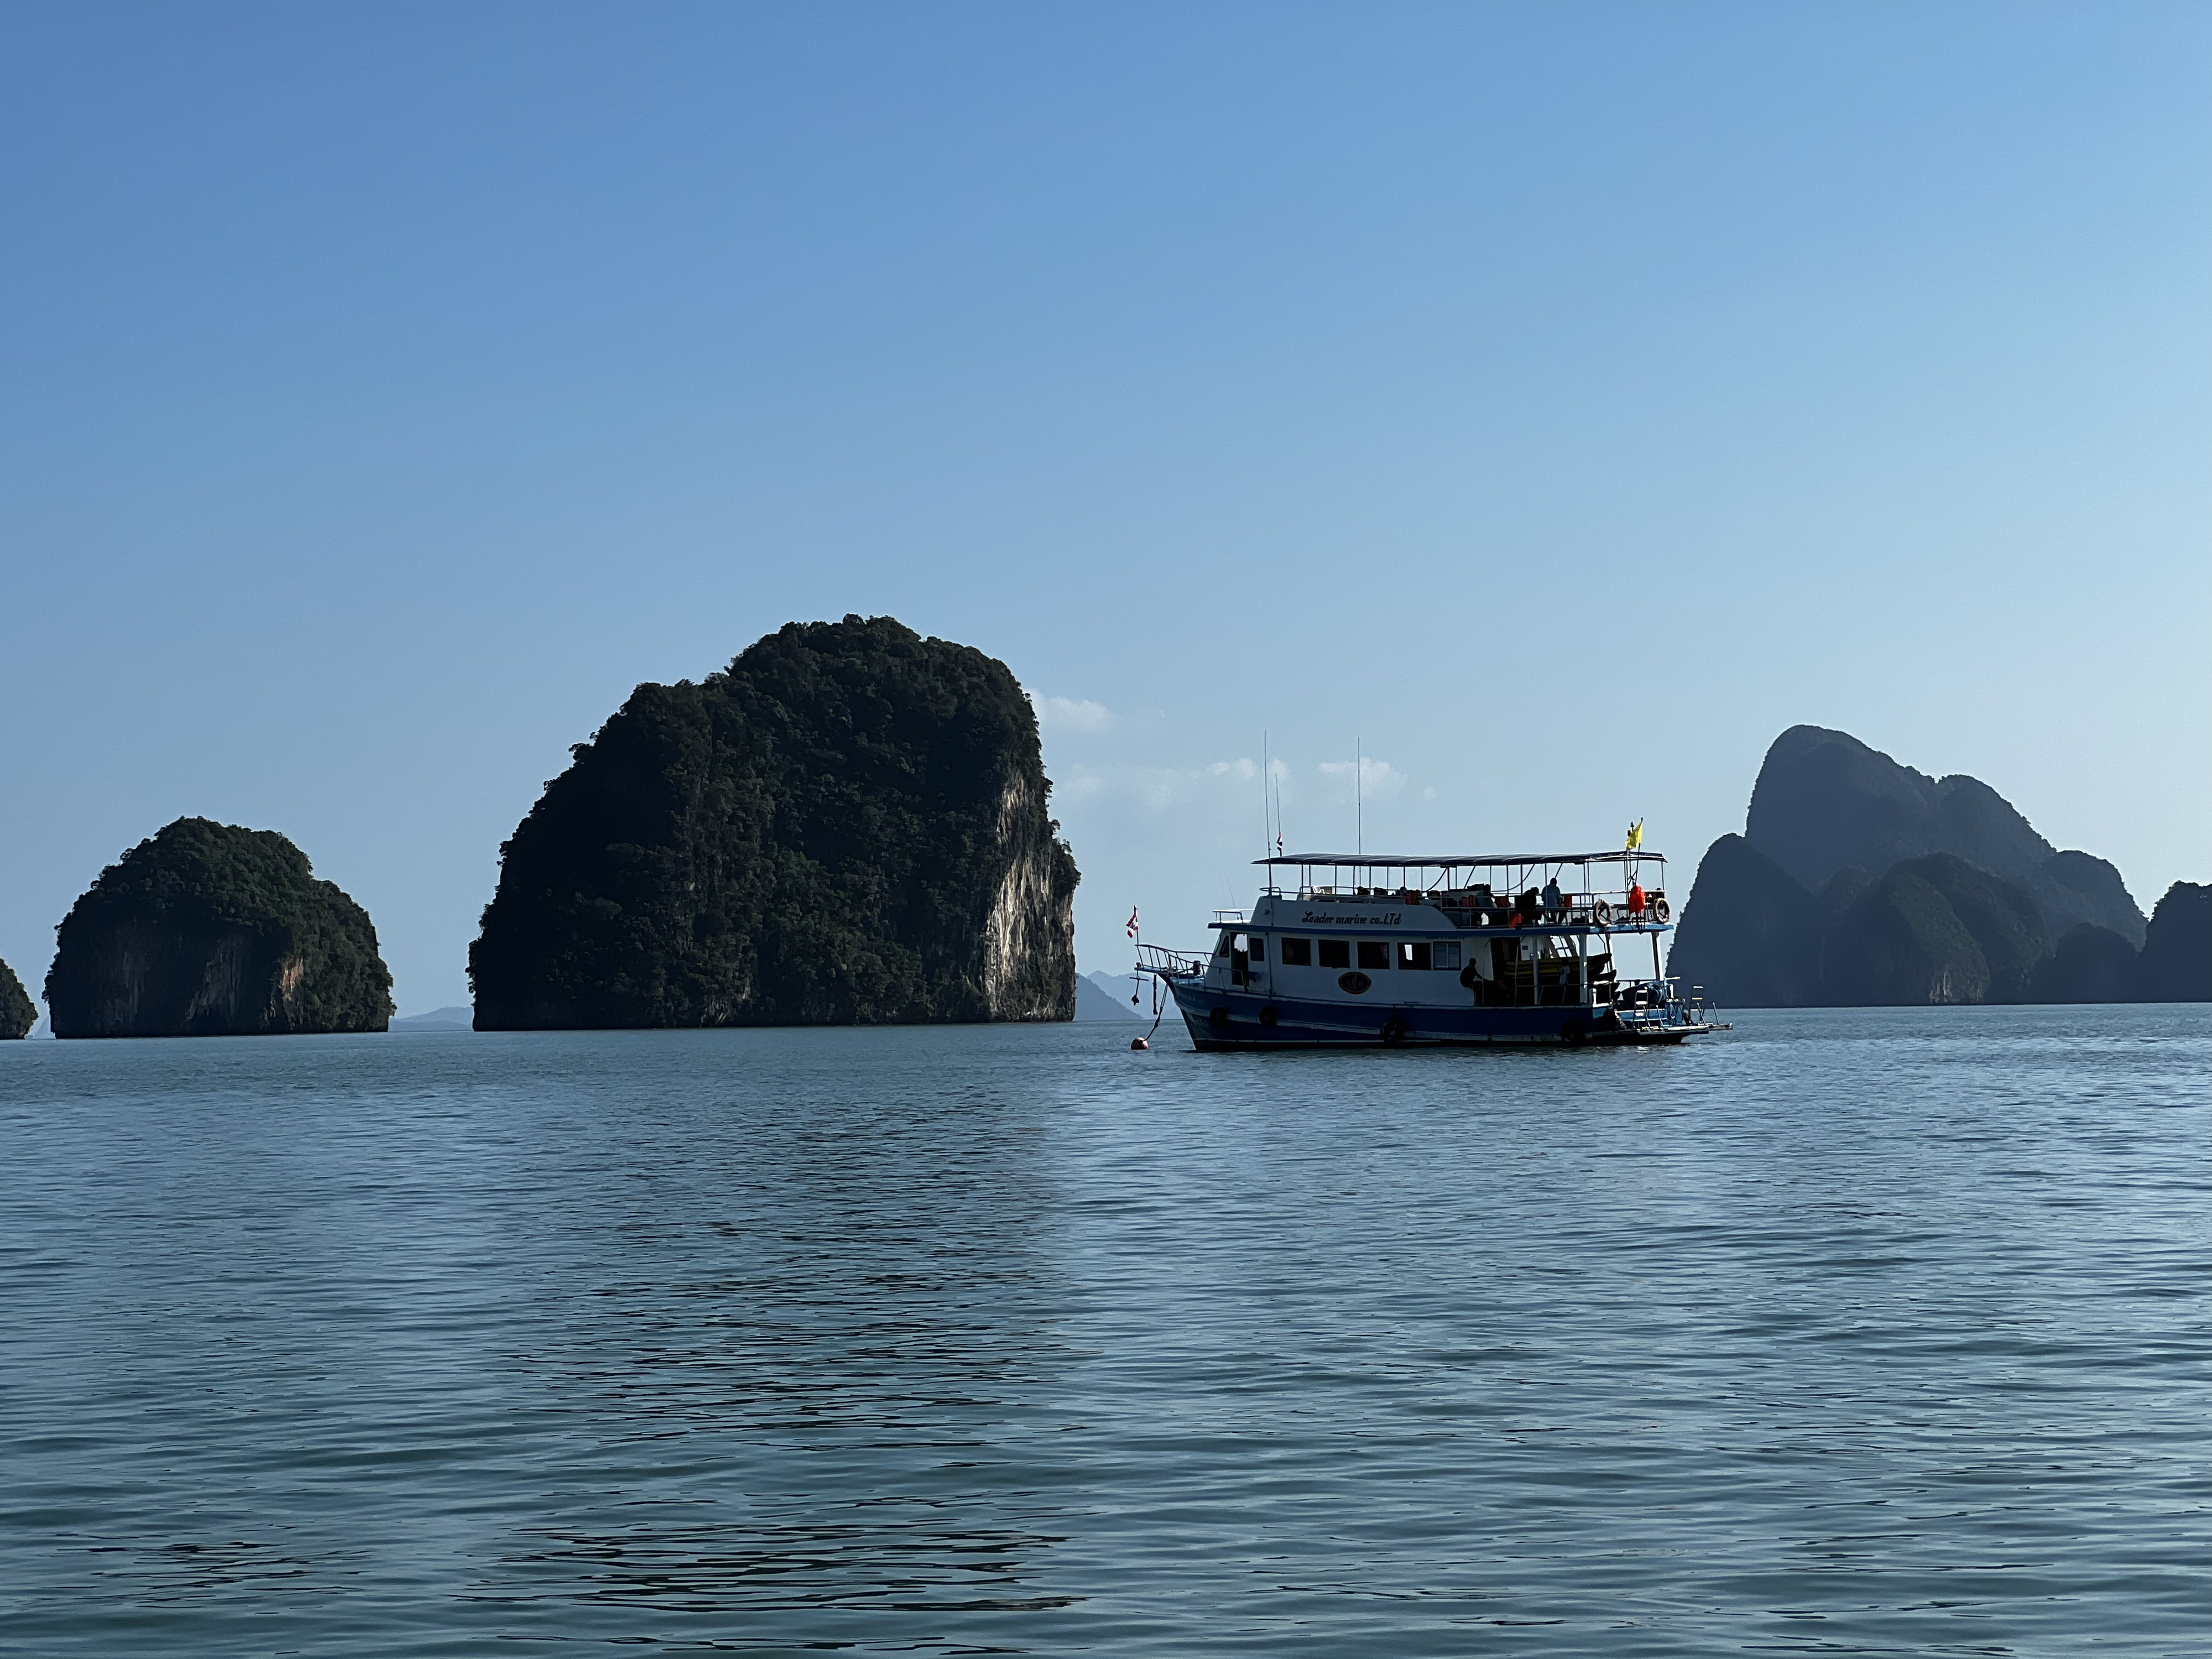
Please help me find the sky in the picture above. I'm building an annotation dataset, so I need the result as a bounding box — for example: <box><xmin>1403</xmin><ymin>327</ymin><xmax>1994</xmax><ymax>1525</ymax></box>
<box><xmin>2</xmin><ymin>2</ymin><xmax>2206</xmax><ymax>1017</ymax></box>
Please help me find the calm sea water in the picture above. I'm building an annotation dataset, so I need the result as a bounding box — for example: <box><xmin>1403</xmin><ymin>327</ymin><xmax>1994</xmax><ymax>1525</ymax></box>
<box><xmin>3</xmin><ymin>1008</ymin><xmax>2209</xmax><ymax>1656</ymax></box>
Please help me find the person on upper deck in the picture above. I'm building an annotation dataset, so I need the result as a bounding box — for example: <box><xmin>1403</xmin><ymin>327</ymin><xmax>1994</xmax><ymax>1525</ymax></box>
<box><xmin>1541</xmin><ymin>877</ymin><xmax>1563</xmax><ymax>915</ymax></box>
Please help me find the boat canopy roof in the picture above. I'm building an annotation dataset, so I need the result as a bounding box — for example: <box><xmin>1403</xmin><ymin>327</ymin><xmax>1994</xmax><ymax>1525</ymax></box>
<box><xmin>1257</xmin><ymin>851</ymin><xmax>1660</xmax><ymax>869</ymax></box>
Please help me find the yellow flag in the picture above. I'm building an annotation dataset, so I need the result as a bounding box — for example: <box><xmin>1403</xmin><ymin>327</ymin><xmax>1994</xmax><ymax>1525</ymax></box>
<box><xmin>1625</xmin><ymin>818</ymin><xmax>1644</xmax><ymax>852</ymax></box>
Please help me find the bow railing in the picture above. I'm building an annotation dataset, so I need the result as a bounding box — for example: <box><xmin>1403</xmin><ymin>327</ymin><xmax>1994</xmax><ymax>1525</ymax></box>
<box><xmin>1135</xmin><ymin>942</ymin><xmax>1207</xmax><ymax>978</ymax></box>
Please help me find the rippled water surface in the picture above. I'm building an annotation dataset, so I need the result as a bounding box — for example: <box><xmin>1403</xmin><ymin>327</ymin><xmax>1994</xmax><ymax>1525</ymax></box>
<box><xmin>4</xmin><ymin>1008</ymin><xmax>2210</xmax><ymax>1656</ymax></box>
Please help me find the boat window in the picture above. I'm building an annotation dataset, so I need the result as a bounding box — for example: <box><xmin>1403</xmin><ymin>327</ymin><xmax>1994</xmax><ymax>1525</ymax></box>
<box><xmin>1357</xmin><ymin>941</ymin><xmax>1389</xmax><ymax>971</ymax></box>
<box><xmin>1214</xmin><ymin>932</ymin><xmax>1234</xmax><ymax>958</ymax></box>
<box><xmin>1318</xmin><ymin>938</ymin><xmax>1350</xmax><ymax>969</ymax></box>
<box><xmin>1397</xmin><ymin>942</ymin><xmax>1432</xmax><ymax>971</ymax></box>
<box><xmin>1244</xmin><ymin>934</ymin><xmax>1265</xmax><ymax>961</ymax></box>
<box><xmin>1279</xmin><ymin>937</ymin><xmax>1312</xmax><ymax>966</ymax></box>
<box><xmin>1433</xmin><ymin>941</ymin><xmax>1462</xmax><ymax>971</ymax></box>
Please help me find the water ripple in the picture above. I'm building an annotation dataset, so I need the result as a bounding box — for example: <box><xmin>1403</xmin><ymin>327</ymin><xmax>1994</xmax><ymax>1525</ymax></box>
<box><xmin>2</xmin><ymin>1006</ymin><xmax>2209</xmax><ymax>1654</ymax></box>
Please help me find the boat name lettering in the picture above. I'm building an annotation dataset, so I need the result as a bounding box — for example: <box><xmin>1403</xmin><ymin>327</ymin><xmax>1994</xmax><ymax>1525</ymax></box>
<box><xmin>1298</xmin><ymin>910</ymin><xmax>1401</xmax><ymax>926</ymax></box>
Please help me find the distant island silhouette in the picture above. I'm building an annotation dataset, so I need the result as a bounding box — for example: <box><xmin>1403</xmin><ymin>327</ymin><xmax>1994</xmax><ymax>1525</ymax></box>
<box><xmin>1672</xmin><ymin>727</ymin><xmax>2209</xmax><ymax>1006</ymax></box>
<box><xmin>44</xmin><ymin>817</ymin><xmax>394</xmax><ymax>1037</ymax></box>
<box><xmin>0</xmin><ymin>955</ymin><xmax>34</xmax><ymax>1039</ymax></box>
<box><xmin>469</xmin><ymin>615</ymin><xmax>1078</xmax><ymax>1030</ymax></box>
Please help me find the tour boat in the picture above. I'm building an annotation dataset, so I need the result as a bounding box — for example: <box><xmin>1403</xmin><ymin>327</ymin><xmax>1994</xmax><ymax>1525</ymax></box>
<box><xmin>1134</xmin><ymin>849</ymin><xmax>1719</xmax><ymax>1050</ymax></box>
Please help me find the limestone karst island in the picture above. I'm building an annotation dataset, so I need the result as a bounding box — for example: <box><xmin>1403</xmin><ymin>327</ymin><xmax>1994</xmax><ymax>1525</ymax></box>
<box><xmin>469</xmin><ymin>615</ymin><xmax>1079</xmax><ymax>1030</ymax></box>
<box><xmin>0</xmin><ymin>956</ymin><xmax>35</xmax><ymax>1039</ymax></box>
<box><xmin>18</xmin><ymin>617</ymin><xmax>1079</xmax><ymax>1039</ymax></box>
<box><xmin>1672</xmin><ymin>726</ymin><xmax>2211</xmax><ymax>1007</ymax></box>
<box><xmin>43</xmin><ymin>818</ymin><xmax>394</xmax><ymax>1037</ymax></box>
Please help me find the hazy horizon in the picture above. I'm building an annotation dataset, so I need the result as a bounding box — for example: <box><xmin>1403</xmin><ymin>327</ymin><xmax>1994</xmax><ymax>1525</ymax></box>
<box><xmin>4</xmin><ymin>3</ymin><xmax>2206</xmax><ymax>1014</ymax></box>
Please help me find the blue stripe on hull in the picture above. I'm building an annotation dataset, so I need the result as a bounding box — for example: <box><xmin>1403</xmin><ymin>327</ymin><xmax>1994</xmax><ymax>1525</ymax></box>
<box><xmin>1167</xmin><ymin>983</ymin><xmax>1687</xmax><ymax>1048</ymax></box>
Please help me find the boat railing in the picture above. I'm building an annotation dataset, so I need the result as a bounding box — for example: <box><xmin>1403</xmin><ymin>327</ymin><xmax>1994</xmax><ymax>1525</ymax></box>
<box><xmin>1136</xmin><ymin>942</ymin><xmax>1208</xmax><ymax>978</ymax></box>
<box><xmin>1437</xmin><ymin>901</ymin><xmax>1670</xmax><ymax>932</ymax></box>
<box><xmin>1295</xmin><ymin>889</ymin><xmax>1672</xmax><ymax>928</ymax></box>
<box><xmin>1611</xmin><ymin>977</ymin><xmax>1717</xmax><ymax>1030</ymax></box>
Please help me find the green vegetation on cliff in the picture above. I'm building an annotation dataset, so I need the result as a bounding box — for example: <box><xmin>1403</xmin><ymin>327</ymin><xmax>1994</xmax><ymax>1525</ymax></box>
<box><xmin>45</xmin><ymin>818</ymin><xmax>393</xmax><ymax>1037</ymax></box>
<box><xmin>469</xmin><ymin>616</ymin><xmax>1079</xmax><ymax>1030</ymax></box>
<box><xmin>0</xmin><ymin>956</ymin><xmax>34</xmax><ymax>1038</ymax></box>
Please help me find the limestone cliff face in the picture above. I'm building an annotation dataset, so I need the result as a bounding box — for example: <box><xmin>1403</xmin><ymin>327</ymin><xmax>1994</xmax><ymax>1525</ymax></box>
<box><xmin>471</xmin><ymin>616</ymin><xmax>1078</xmax><ymax>1029</ymax></box>
<box><xmin>45</xmin><ymin>818</ymin><xmax>393</xmax><ymax>1038</ymax></box>
<box><xmin>981</xmin><ymin>766</ymin><xmax>1079</xmax><ymax>1020</ymax></box>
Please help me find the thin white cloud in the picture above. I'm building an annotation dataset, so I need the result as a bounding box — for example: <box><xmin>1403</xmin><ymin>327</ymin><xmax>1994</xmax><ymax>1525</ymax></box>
<box><xmin>1317</xmin><ymin>757</ymin><xmax>1406</xmax><ymax>800</ymax></box>
<box><xmin>1024</xmin><ymin>688</ymin><xmax>1115</xmax><ymax>732</ymax></box>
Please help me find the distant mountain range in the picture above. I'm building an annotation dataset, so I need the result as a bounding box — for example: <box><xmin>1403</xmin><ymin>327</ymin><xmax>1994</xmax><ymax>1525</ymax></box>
<box><xmin>392</xmin><ymin>1006</ymin><xmax>475</xmax><ymax>1032</ymax></box>
<box><xmin>1672</xmin><ymin>727</ymin><xmax>2208</xmax><ymax>1007</ymax></box>
<box><xmin>1075</xmin><ymin>972</ymin><xmax>1142</xmax><ymax>1020</ymax></box>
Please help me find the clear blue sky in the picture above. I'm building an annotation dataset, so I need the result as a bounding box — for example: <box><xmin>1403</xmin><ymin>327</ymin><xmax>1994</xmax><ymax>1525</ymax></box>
<box><xmin>3</xmin><ymin>2</ymin><xmax>2206</xmax><ymax>1015</ymax></box>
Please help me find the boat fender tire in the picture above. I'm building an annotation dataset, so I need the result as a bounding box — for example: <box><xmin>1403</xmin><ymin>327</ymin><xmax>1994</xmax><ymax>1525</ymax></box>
<box><xmin>1653</xmin><ymin>897</ymin><xmax>1671</xmax><ymax>924</ymax></box>
<box><xmin>1260</xmin><ymin>1005</ymin><xmax>1280</xmax><ymax>1028</ymax></box>
<box><xmin>1208</xmin><ymin>1006</ymin><xmax>1230</xmax><ymax>1032</ymax></box>
<box><xmin>1380</xmin><ymin>1015</ymin><xmax>1408</xmax><ymax>1045</ymax></box>
<box><xmin>1561</xmin><ymin>1016</ymin><xmax>1588</xmax><ymax>1047</ymax></box>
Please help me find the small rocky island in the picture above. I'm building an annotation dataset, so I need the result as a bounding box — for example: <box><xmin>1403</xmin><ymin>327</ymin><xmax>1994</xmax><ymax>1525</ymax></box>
<box><xmin>45</xmin><ymin>818</ymin><xmax>394</xmax><ymax>1037</ymax></box>
<box><xmin>1671</xmin><ymin>726</ymin><xmax>2206</xmax><ymax>1006</ymax></box>
<box><xmin>470</xmin><ymin>615</ymin><xmax>1079</xmax><ymax>1029</ymax></box>
<box><xmin>0</xmin><ymin>956</ymin><xmax>35</xmax><ymax>1039</ymax></box>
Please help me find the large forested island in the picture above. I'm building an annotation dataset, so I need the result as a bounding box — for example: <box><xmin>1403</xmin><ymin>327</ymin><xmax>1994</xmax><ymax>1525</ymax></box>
<box><xmin>1672</xmin><ymin>726</ymin><xmax>2208</xmax><ymax>1006</ymax></box>
<box><xmin>45</xmin><ymin>817</ymin><xmax>394</xmax><ymax>1037</ymax></box>
<box><xmin>469</xmin><ymin>615</ymin><xmax>1079</xmax><ymax>1029</ymax></box>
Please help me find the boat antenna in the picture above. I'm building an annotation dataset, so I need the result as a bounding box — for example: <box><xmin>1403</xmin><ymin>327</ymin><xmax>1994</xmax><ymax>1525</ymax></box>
<box><xmin>1273</xmin><ymin>759</ymin><xmax>1285</xmax><ymax>859</ymax></box>
<box><xmin>1356</xmin><ymin>734</ymin><xmax>1363</xmax><ymax>856</ymax></box>
<box><xmin>1262</xmin><ymin>730</ymin><xmax>1270</xmax><ymax>869</ymax></box>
